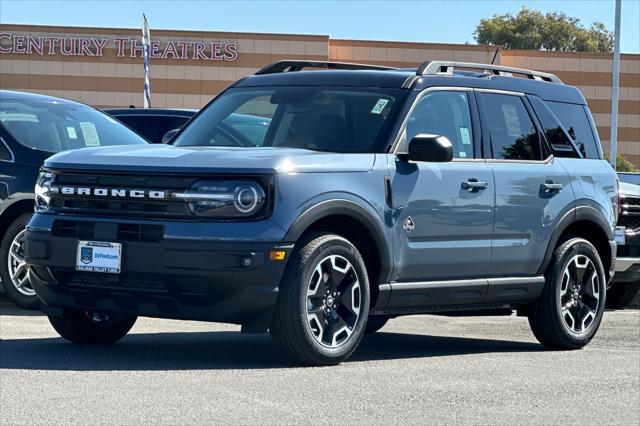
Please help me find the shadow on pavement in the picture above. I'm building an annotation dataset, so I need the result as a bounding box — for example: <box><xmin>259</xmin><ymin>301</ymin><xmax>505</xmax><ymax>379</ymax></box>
<box><xmin>0</xmin><ymin>329</ymin><xmax>543</xmax><ymax>371</ymax></box>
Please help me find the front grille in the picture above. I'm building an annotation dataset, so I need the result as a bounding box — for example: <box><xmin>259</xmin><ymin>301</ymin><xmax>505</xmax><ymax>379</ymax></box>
<box><xmin>49</xmin><ymin>171</ymin><xmax>197</xmax><ymax>218</ymax></box>
<box><xmin>620</xmin><ymin>196</ymin><xmax>640</xmax><ymax>231</ymax></box>
<box><xmin>51</xmin><ymin>270</ymin><xmax>211</xmax><ymax>297</ymax></box>
<box><xmin>52</xmin><ymin>220</ymin><xmax>164</xmax><ymax>243</ymax></box>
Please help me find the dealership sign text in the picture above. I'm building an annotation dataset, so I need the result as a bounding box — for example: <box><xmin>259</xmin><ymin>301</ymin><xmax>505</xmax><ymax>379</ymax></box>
<box><xmin>0</xmin><ymin>33</ymin><xmax>238</xmax><ymax>61</ymax></box>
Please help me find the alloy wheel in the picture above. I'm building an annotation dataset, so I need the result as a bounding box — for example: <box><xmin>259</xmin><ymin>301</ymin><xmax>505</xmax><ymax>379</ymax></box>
<box><xmin>559</xmin><ymin>254</ymin><xmax>600</xmax><ymax>334</ymax></box>
<box><xmin>7</xmin><ymin>229</ymin><xmax>35</xmax><ymax>297</ymax></box>
<box><xmin>306</xmin><ymin>255</ymin><xmax>361</xmax><ymax>348</ymax></box>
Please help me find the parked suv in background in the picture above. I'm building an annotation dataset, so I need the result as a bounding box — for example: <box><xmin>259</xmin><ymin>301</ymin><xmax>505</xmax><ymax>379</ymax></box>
<box><xmin>0</xmin><ymin>90</ymin><xmax>148</xmax><ymax>308</ymax></box>
<box><xmin>25</xmin><ymin>61</ymin><xmax>617</xmax><ymax>365</ymax></box>
<box><xmin>608</xmin><ymin>172</ymin><xmax>640</xmax><ymax>308</ymax></box>
<box><xmin>104</xmin><ymin>108</ymin><xmax>196</xmax><ymax>144</ymax></box>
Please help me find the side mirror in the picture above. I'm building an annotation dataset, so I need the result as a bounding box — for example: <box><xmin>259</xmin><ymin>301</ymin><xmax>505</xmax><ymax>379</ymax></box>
<box><xmin>162</xmin><ymin>128</ymin><xmax>180</xmax><ymax>144</ymax></box>
<box><xmin>402</xmin><ymin>134</ymin><xmax>453</xmax><ymax>163</ymax></box>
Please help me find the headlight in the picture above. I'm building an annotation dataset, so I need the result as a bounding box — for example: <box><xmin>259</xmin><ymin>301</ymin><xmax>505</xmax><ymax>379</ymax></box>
<box><xmin>34</xmin><ymin>170</ymin><xmax>56</xmax><ymax>212</ymax></box>
<box><xmin>173</xmin><ymin>180</ymin><xmax>267</xmax><ymax>218</ymax></box>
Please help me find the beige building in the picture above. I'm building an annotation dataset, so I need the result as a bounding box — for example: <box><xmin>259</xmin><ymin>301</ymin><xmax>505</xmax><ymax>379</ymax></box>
<box><xmin>1</xmin><ymin>24</ymin><xmax>638</xmax><ymax>165</ymax></box>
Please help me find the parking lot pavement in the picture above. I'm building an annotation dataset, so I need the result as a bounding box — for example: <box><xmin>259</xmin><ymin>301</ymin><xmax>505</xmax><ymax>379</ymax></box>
<box><xmin>1</xmin><ymin>303</ymin><xmax>638</xmax><ymax>425</ymax></box>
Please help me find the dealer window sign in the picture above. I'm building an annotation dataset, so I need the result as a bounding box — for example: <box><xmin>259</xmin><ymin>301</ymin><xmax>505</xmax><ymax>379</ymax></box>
<box><xmin>0</xmin><ymin>32</ymin><xmax>238</xmax><ymax>61</ymax></box>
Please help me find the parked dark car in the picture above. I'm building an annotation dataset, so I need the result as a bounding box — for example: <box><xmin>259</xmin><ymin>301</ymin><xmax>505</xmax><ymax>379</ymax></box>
<box><xmin>103</xmin><ymin>108</ymin><xmax>196</xmax><ymax>144</ymax></box>
<box><xmin>25</xmin><ymin>61</ymin><xmax>617</xmax><ymax>366</ymax></box>
<box><xmin>0</xmin><ymin>90</ymin><xmax>148</xmax><ymax>308</ymax></box>
<box><xmin>608</xmin><ymin>172</ymin><xmax>640</xmax><ymax>308</ymax></box>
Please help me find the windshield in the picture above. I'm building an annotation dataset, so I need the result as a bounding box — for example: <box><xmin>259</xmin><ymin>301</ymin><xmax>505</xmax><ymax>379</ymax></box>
<box><xmin>0</xmin><ymin>98</ymin><xmax>148</xmax><ymax>153</ymax></box>
<box><xmin>618</xmin><ymin>173</ymin><xmax>640</xmax><ymax>186</ymax></box>
<box><xmin>173</xmin><ymin>87</ymin><xmax>404</xmax><ymax>153</ymax></box>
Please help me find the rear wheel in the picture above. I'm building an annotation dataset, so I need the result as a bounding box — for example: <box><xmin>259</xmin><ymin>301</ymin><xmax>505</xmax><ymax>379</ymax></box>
<box><xmin>270</xmin><ymin>234</ymin><xmax>370</xmax><ymax>366</ymax></box>
<box><xmin>48</xmin><ymin>309</ymin><xmax>137</xmax><ymax>344</ymax></box>
<box><xmin>606</xmin><ymin>282</ymin><xmax>640</xmax><ymax>309</ymax></box>
<box><xmin>0</xmin><ymin>213</ymin><xmax>39</xmax><ymax>309</ymax></box>
<box><xmin>529</xmin><ymin>238</ymin><xmax>606</xmax><ymax>349</ymax></box>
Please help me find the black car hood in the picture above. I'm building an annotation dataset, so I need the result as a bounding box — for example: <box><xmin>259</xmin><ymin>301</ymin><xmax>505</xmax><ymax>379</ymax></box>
<box><xmin>44</xmin><ymin>145</ymin><xmax>376</xmax><ymax>174</ymax></box>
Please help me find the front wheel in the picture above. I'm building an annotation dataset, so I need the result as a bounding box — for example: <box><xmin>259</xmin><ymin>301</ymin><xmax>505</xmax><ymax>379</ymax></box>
<box><xmin>48</xmin><ymin>309</ymin><xmax>137</xmax><ymax>344</ymax></box>
<box><xmin>270</xmin><ymin>234</ymin><xmax>370</xmax><ymax>366</ymax></box>
<box><xmin>0</xmin><ymin>213</ymin><xmax>39</xmax><ymax>309</ymax></box>
<box><xmin>529</xmin><ymin>238</ymin><xmax>606</xmax><ymax>350</ymax></box>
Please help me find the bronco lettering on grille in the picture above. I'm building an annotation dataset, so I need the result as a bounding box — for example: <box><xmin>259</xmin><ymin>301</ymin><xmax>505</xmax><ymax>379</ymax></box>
<box><xmin>56</xmin><ymin>186</ymin><xmax>167</xmax><ymax>199</ymax></box>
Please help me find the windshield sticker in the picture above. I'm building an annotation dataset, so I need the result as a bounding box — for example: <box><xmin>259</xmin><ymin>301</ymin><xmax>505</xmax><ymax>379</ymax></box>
<box><xmin>66</xmin><ymin>127</ymin><xmax>77</xmax><ymax>139</ymax></box>
<box><xmin>371</xmin><ymin>99</ymin><xmax>389</xmax><ymax>114</ymax></box>
<box><xmin>80</xmin><ymin>122</ymin><xmax>100</xmax><ymax>147</ymax></box>
<box><xmin>459</xmin><ymin>127</ymin><xmax>471</xmax><ymax>145</ymax></box>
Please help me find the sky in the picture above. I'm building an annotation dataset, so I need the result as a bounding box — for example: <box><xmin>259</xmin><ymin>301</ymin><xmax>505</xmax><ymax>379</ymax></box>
<box><xmin>1</xmin><ymin>0</ymin><xmax>639</xmax><ymax>53</ymax></box>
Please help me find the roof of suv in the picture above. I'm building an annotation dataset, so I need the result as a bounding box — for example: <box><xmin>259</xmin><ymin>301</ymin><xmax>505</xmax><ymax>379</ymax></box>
<box><xmin>235</xmin><ymin>61</ymin><xmax>586</xmax><ymax>105</ymax></box>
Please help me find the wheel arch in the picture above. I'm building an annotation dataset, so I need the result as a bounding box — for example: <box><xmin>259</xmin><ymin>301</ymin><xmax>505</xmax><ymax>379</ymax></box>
<box><xmin>0</xmin><ymin>196</ymin><xmax>34</xmax><ymax>241</ymax></box>
<box><xmin>537</xmin><ymin>205</ymin><xmax>614</xmax><ymax>280</ymax></box>
<box><xmin>284</xmin><ymin>199</ymin><xmax>392</xmax><ymax>307</ymax></box>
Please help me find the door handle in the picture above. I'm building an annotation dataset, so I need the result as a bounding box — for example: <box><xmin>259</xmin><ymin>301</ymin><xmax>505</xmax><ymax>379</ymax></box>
<box><xmin>461</xmin><ymin>179</ymin><xmax>488</xmax><ymax>191</ymax></box>
<box><xmin>541</xmin><ymin>181</ymin><xmax>563</xmax><ymax>193</ymax></box>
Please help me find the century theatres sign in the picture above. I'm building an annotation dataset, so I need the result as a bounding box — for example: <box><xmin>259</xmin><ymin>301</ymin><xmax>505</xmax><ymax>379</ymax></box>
<box><xmin>0</xmin><ymin>32</ymin><xmax>238</xmax><ymax>61</ymax></box>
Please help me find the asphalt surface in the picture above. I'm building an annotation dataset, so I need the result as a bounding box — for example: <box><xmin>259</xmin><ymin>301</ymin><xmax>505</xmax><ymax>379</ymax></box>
<box><xmin>1</xmin><ymin>302</ymin><xmax>639</xmax><ymax>425</ymax></box>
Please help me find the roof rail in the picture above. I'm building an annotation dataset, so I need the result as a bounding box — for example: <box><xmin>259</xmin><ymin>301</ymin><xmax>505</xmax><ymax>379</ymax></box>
<box><xmin>255</xmin><ymin>60</ymin><xmax>398</xmax><ymax>75</ymax></box>
<box><xmin>417</xmin><ymin>61</ymin><xmax>563</xmax><ymax>84</ymax></box>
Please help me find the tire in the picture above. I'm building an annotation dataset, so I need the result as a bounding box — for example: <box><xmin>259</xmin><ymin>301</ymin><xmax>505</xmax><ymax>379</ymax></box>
<box><xmin>606</xmin><ymin>282</ymin><xmax>640</xmax><ymax>309</ymax></box>
<box><xmin>529</xmin><ymin>238</ymin><xmax>607</xmax><ymax>350</ymax></box>
<box><xmin>270</xmin><ymin>234</ymin><xmax>370</xmax><ymax>366</ymax></box>
<box><xmin>365</xmin><ymin>316</ymin><xmax>389</xmax><ymax>334</ymax></box>
<box><xmin>0</xmin><ymin>212</ymin><xmax>39</xmax><ymax>309</ymax></box>
<box><xmin>48</xmin><ymin>309</ymin><xmax>137</xmax><ymax>344</ymax></box>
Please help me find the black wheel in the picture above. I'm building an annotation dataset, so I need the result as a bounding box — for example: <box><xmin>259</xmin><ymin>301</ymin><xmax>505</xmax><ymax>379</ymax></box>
<box><xmin>270</xmin><ymin>234</ymin><xmax>370</xmax><ymax>366</ymax></box>
<box><xmin>606</xmin><ymin>282</ymin><xmax>640</xmax><ymax>309</ymax></box>
<box><xmin>529</xmin><ymin>238</ymin><xmax>606</xmax><ymax>350</ymax></box>
<box><xmin>0</xmin><ymin>212</ymin><xmax>39</xmax><ymax>309</ymax></box>
<box><xmin>48</xmin><ymin>309</ymin><xmax>137</xmax><ymax>344</ymax></box>
<box><xmin>365</xmin><ymin>316</ymin><xmax>389</xmax><ymax>334</ymax></box>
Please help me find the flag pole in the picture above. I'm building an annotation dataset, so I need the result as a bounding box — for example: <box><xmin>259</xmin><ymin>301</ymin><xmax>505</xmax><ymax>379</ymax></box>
<box><xmin>142</xmin><ymin>13</ymin><xmax>151</xmax><ymax>109</ymax></box>
<box><xmin>609</xmin><ymin>0</ymin><xmax>621</xmax><ymax>169</ymax></box>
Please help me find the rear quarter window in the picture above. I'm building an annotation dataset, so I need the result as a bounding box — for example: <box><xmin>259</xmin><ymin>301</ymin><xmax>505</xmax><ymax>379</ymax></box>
<box><xmin>546</xmin><ymin>101</ymin><xmax>600</xmax><ymax>159</ymax></box>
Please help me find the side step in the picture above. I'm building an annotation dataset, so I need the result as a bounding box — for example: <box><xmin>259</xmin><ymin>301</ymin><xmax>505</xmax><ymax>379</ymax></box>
<box><xmin>371</xmin><ymin>276</ymin><xmax>544</xmax><ymax>316</ymax></box>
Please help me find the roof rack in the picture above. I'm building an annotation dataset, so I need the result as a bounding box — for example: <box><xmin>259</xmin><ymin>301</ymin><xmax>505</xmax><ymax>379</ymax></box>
<box><xmin>417</xmin><ymin>61</ymin><xmax>563</xmax><ymax>84</ymax></box>
<box><xmin>255</xmin><ymin>60</ymin><xmax>398</xmax><ymax>75</ymax></box>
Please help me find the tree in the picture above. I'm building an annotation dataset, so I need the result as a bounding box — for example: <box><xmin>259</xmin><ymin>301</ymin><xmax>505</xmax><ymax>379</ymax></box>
<box><xmin>613</xmin><ymin>154</ymin><xmax>638</xmax><ymax>173</ymax></box>
<box><xmin>474</xmin><ymin>7</ymin><xmax>613</xmax><ymax>53</ymax></box>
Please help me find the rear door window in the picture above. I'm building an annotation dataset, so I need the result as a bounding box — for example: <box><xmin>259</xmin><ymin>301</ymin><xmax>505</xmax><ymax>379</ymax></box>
<box><xmin>478</xmin><ymin>93</ymin><xmax>543</xmax><ymax>161</ymax></box>
<box><xmin>546</xmin><ymin>101</ymin><xmax>600</xmax><ymax>159</ymax></box>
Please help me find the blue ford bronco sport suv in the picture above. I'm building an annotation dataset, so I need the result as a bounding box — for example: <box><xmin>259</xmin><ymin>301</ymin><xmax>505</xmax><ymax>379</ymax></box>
<box><xmin>25</xmin><ymin>61</ymin><xmax>618</xmax><ymax>366</ymax></box>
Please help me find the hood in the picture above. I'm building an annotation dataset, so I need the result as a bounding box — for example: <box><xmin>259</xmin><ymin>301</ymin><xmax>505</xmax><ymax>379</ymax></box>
<box><xmin>620</xmin><ymin>181</ymin><xmax>640</xmax><ymax>197</ymax></box>
<box><xmin>44</xmin><ymin>145</ymin><xmax>376</xmax><ymax>174</ymax></box>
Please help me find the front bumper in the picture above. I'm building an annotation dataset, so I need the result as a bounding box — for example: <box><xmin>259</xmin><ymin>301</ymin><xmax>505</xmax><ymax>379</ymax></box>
<box><xmin>614</xmin><ymin>257</ymin><xmax>640</xmax><ymax>283</ymax></box>
<box><xmin>25</xmin><ymin>224</ymin><xmax>292</xmax><ymax>330</ymax></box>
<box><xmin>614</xmin><ymin>229</ymin><xmax>639</xmax><ymax>284</ymax></box>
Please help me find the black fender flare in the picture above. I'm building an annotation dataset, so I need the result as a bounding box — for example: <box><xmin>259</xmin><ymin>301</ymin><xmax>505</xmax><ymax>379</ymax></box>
<box><xmin>284</xmin><ymin>199</ymin><xmax>393</xmax><ymax>283</ymax></box>
<box><xmin>536</xmin><ymin>204</ymin><xmax>614</xmax><ymax>275</ymax></box>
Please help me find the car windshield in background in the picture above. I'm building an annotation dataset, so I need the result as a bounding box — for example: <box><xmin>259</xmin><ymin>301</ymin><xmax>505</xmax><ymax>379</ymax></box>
<box><xmin>172</xmin><ymin>87</ymin><xmax>404</xmax><ymax>153</ymax></box>
<box><xmin>0</xmin><ymin>99</ymin><xmax>148</xmax><ymax>153</ymax></box>
<box><xmin>618</xmin><ymin>173</ymin><xmax>640</xmax><ymax>186</ymax></box>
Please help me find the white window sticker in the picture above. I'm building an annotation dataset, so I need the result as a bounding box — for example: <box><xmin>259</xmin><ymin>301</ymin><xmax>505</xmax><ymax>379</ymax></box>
<box><xmin>459</xmin><ymin>127</ymin><xmax>471</xmax><ymax>145</ymax></box>
<box><xmin>459</xmin><ymin>151</ymin><xmax>467</xmax><ymax>158</ymax></box>
<box><xmin>371</xmin><ymin>98</ymin><xmax>389</xmax><ymax>114</ymax></box>
<box><xmin>80</xmin><ymin>122</ymin><xmax>100</xmax><ymax>147</ymax></box>
<box><xmin>66</xmin><ymin>126</ymin><xmax>77</xmax><ymax>139</ymax></box>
